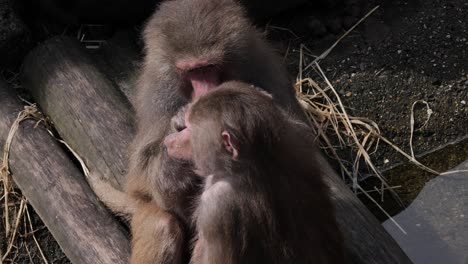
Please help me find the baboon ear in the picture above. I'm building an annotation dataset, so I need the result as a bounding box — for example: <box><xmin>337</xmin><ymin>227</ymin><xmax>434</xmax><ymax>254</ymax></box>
<box><xmin>221</xmin><ymin>131</ymin><xmax>238</xmax><ymax>159</ymax></box>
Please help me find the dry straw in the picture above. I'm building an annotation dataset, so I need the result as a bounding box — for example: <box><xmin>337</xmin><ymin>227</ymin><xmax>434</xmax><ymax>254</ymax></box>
<box><xmin>291</xmin><ymin>5</ymin><xmax>465</xmax><ymax>233</ymax></box>
<box><xmin>1</xmin><ymin>105</ymin><xmax>49</xmax><ymax>263</ymax></box>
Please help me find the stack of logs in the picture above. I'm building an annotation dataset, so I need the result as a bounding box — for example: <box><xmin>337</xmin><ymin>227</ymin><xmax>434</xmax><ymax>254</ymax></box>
<box><xmin>0</xmin><ymin>36</ymin><xmax>412</xmax><ymax>264</ymax></box>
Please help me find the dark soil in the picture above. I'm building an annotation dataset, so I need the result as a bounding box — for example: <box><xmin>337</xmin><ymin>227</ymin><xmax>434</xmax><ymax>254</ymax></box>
<box><xmin>268</xmin><ymin>0</ymin><xmax>467</xmax><ymax>216</ymax></box>
<box><xmin>272</xmin><ymin>0</ymin><xmax>467</xmax><ymax>167</ymax></box>
<box><xmin>363</xmin><ymin>138</ymin><xmax>468</xmax><ymax>221</ymax></box>
<box><xmin>0</xmin><ymin>186</ymin><xmax>70</xmax><ymax>264</ymax></box>
<box><xmin>1</xmin><ymin>0</ymin><xmax>466</xmax><ymax>262</ymax></box>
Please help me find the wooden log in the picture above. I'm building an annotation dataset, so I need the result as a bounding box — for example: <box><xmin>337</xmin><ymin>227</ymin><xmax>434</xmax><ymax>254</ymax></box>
<box><xmin>0</xmin><ymin>81</ymin><xmax>130</xmax><ymax>264</ymax></box>
<box><xmin>22</xmin><ymin>36</ymin><xmax>411</xmax><ymax>263</ymax></box>
<box><xmin>320</xmin><ymin>154</ymin><xmax>412</xmax><ymax>263</ymax></box>
<box><xmin>22</xmin><ymin>36</ymin><xmax>135</xmax><ymax>188</ymax></box>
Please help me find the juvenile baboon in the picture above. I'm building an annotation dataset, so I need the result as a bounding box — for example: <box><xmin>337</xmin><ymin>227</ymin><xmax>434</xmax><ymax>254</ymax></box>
<box><xmin>165</xmin><ymin>82</ymin><xmax>344</xmax><ymax>264</ymax></box>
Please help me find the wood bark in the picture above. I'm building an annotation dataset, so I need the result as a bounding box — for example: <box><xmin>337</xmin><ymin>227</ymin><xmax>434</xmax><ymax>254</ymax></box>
<box><xmin>22</xmin><ymin>36</ymin><xmax>135</xmax><ymax>188</ymax></box>
<box><xmin>0</xmin><ymin>80</ymin><xmax>130</xmax><ymax>264</ymax></box>
<box><xmin>320</xmin><ymin>154</ymin><xmax>412</xmax><ymax>263</ymax></box>
<box><xmin>22</xmin><ymin>36</ymin><xmax>412</xmax><ymax>263</ymax></box>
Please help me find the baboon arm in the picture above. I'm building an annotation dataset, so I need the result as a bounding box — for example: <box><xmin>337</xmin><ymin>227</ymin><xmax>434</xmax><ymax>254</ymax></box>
<box><xmin>87</xmin><ymin>171</ymin><xmax>138</xmax><ymax>220</ymax></box>
<box><xmin>131</xmin><ymin>202</ymin><xmax>185</xmax><ymax>264</ymax></box>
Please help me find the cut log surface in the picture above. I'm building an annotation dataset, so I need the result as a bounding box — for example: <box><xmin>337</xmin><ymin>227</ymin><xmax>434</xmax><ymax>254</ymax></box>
<box><xmin>0</xmin><ymin>81</ymin><xmax>130</xmax><ymax>264</ymax></box>
<box><xmin>22</xmin><ymin>36</ymin><xmax>411</xmax><ymax>264</ymax></box>
<box><xmin>23</xmin><ymin>36</ymin><xmax>135</xmax><ymax>188</ymax></box>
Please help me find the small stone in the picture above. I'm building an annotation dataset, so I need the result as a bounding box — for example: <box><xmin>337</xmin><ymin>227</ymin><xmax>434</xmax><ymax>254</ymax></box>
<box><xmin>461</xmin><ymin>100</ymin><xmax>466</xmax><ymax>105</ymax></box>
<box><xmin>359</xmin><ymin>63</ymin><xmax>365</xmax><ymax>71</ymax></box>
<box><xmin>345</xmin><ymin>91</ymin><xmax>353</xmax><ymax>97</ymax></box>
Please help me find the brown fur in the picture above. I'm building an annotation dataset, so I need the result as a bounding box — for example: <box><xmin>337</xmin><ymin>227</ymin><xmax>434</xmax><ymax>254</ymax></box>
<box><xmin>127</xmin><ymin>0</ymin><xmax>304</xmax><ymax>221</ymax></box>
<box><xmin>130</xmin><ymin>203</ymin><xmax>185</xmax><ymax>264</ymax></box>
<box><xmin>91</xmin><ymin>0</ymin><xmax>306</xmax><ymax>263</ymax></box>
<box><xmin>176</xmin><ymin>82</ymin><xmax>344</xmax><ymax>264</ymax></box>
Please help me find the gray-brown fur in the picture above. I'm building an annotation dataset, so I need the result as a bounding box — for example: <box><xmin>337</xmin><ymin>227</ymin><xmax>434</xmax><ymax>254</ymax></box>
<box><xmin>109</xmin><ymin>0</ymin><xmax>306</xmax><ymax>262</ymax></box>
<box><xmin>127</xmin><ymin>0</ymin><xmax>303</xmax><ymax>222</ymax></box>
<box><xmin>181</xmin><ymin>82</ymin><xmax>345</xmax><ymax>264</ymax></box>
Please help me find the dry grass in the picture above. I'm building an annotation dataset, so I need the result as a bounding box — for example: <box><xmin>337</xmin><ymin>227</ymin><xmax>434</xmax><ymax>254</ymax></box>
<box><xmin>1</xmin><ymin>105</ymin><xmax>49</xmax><ymax>263</ymax></box>
<box><xmin>292</xmin><ymin>5</ymin><xmax>456</xmax><ymax>234</ymax></box>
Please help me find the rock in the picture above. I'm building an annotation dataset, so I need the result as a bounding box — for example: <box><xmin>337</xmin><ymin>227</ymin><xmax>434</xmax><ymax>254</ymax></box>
<box><xmin>383</xmin><ymin>161</ymin><xmax>468</xmax><ymax>264</ymax></box>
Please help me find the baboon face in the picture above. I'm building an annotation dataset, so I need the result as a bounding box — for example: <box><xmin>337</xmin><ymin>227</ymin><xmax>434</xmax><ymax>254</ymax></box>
<box><xmin>144</xmin><ymin>0</ymin><xmax>256</xmax><ymax>99</ymax></box>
